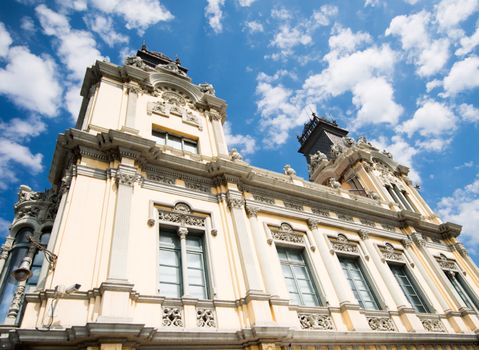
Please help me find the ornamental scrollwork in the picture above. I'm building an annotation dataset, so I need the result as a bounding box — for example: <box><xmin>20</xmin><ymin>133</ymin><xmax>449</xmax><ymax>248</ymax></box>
<box><xmin>284</xmin><ymin>201</ymin><xmax>303</xmax><ymax>211</ymax></box>
<box><xmin>227</xmin><ymin>197</ymin><xmax>244</xmax><ymax>209</ymax></box>
<box><xmin>436</xmin><ymin>254</ymin><xmax>457</xmax><ymax>271</ymax></box>
<box><xmin>14</xmin><ymin>186</ymin><xmax>59</xmax><ymax>225</ymax></box>
<box><xmin>162</xmin><ymin>307</ymin><xmax>183</xmax><ymax>327</ymax></box>
<box><xmin>253</xmin><ymin>194</ymin><xmax>274</xmax><ymax>205</ymax></box>
<box><xmin>270</xmin><ymin>223</ymin><xmax>304</xmax><ymax>244</ymax></box>
<box><xmin>158</xmin><ymin>205</ymin><xmax>205</xmax><ymax>228</ymax></box>
<box><xmin>331</xmin><ymin>234</ymin><xmax>359</xmax><ymax>254</ymax></box>
<box><xmin>196</xmin><ymin>308</ymin><xmax>216</xmax><ymax>327</ymax></box>
<box><xmin>367</xmin><ymin>317</ymin><xmax>396</xmax><ymax>331</ymax></box>
<box><xmin>298</xmin><ymin>314</ymin><xmax>334</xmax><ymax>330</ymax></box>
<box><xmin>116</xmin><ymin>172</ymin><xmax>136</xmax><ymax>187</ymax></box>
<box><xmin>7</xmin><ymin>285</ymin><xmax>25</xmax><ymax>319</ymax></box>
<box><xmin>337</xmin><ymin>213</ymin><xmax>353</xmax><ymax>222</ymax></box>
<box><xmin>422</xmin><ymin>319</ymin><xmax>445</xmax><ymax>332</ymax></box>
<box><xmin>380</xmin><ymin>243</ymin><xmax>404</xmax><ymax>262</ymax></box>
<box><xmin>312</xmin><ymin>208</ymin><xmax>330</xmax><ymax>217</ymax></box>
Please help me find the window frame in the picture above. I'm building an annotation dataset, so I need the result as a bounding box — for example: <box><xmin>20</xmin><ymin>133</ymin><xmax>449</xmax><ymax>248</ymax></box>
<box><xmin>445</xmin><ymin>270</ymin><xmax>479</xmax><ymax>311</ymax></box>
<box><xmin>151</xmin><ymin>129</ymin><xmax>199</xmax><ymax>154</ymax></box>
<box><xmin>276</xmin><ymin>245</ymin><xmax>321</xmax><ymax>307</ymax></box>
<box><xmin>388</xmin><ymin>262</ymin><xmax>430</xmax><ymax>313</ymax></box>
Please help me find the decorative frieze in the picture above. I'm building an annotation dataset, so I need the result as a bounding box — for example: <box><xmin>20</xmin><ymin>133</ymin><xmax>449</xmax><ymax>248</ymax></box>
<box><xmin>227</xmin><ymin>196</ymin><xmax>244</xmax><ymax>209</ymax></box>
<box><xmin>157</xmin><ymin>204</ymin><xmax>206</xmax><ymax>228</ymax></box>
<box><xmin>337</xmin><ymin>213</ymin><xmax>354</xmax><ymax>222</ymax></box>
<box><xmin>196</xmin><ymin>308</ymin><xmax>216</xmax><ymax>328</ymax></box>
<box><xmin>360</xmin><ymin>218</ymin><xmax>376</xmax><ymax>227</ymax></box>
<box><xmin>116</xmin><ymin>172</ymin><xmax>137</xmax><ymax>187</ymax></box>
<box><xmin>298</xmin><ymin>313</ymin><xmax>334</xmax><ymax>330</ymax></box>
<box><xmin>148</xmin><ymin>173</ymin><xmax>175</xmax><ymax>185</ymax></box>
<box><xmin>253</xmin><ymin>194</ymin><xmax>274</xmax><ymax>205</ymax></box>
<box><xmin>185</xmin><ymin>181</ymin><xmax>210</xmax><ymax>193</ymax></box>
<box><xmin>382</xmin><ymin>224</ymin><xmax>396</xmax><ymax>232</ymax></box>
<box><xmin>312</xmin><ymin>208</ymin><xmax>330</xmax><ymax>217</ymax></box>
<box><xmin>422</xmin><ymin>319</ymin><xmax>446</xmax><ymax>332</ymax></box>
<box><xmin>436</xmin><ymin>254</ymin><xmax>457</xmax><ymax>271</ymax></box>
<box><xmin>245</xmin><ymin>206</ymin><xmax>259</xmax><ymax>218</ymax></box>
<box><xmin>162</xmin><ymin>306</ymin><xmax>183</xmax><ymax>327</ymax></box>
<box><xmin>367</xmin><ymin>317</ymin><xmax>396</xmax><ymax>331</ymax></box>
<box><xmin>270</xmin><ymin>223</ymin><xmax>304</xmax><ymax>244</ymax></box>
<box><xmin>380</xmin><ymin>243</ymin><xmax>404</xmax><ymax>262</ymax></box>
<box><xmin>331</xmin><ymin>234</ymin><xmax>359</xmax><ymax>254</ymax></box>
<box><xmin>284</xmin><ymin>201</ymin><xmax>303</xmax><ymax>211</ymax></box>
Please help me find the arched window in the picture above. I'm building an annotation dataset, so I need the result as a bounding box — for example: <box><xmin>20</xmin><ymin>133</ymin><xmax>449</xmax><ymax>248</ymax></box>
<box><xmin>0</xmin><ymin>227</ymin><xmax>32</xmax><ymax>323</ymax></box>
<box><xmin>27</xmin><ymin>232</ymin><xmax>51</xmax><ymax>289</ymax></box>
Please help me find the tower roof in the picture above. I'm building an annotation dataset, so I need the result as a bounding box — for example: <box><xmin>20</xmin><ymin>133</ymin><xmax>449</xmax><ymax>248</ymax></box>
<box><xmin>136</xmin><ymin>44</ymin><xmax>188</xmax><ymax>74</ymax></box>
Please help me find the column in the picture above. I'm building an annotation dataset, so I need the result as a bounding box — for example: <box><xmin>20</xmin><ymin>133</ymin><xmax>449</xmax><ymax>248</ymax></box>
<box><xmin>227</xmin><ymin>194</ymin><xmax>263</xmax><ymax>293</ymax></box>
<box><xmin>123</xmin><ymin>84</ymin><xmax>140</xmax><ymax>133</ymax></box>
<box><xmin>107</xmin><ymin>166</ymin><xmax>136</xmax><ymax>282</ymax></box>
<box><xmin>178</xmin><ymin>226</ymin><xmax>190</xmax><ymax>297</ymax></box>
<box><xmin>245</xmin><ymin>205</ymin><xmax>281</xmax><ymax>297</ymax></box>
<box><xmin>209</xmin><ymin>109</ymin><xmax>228</xmax><ymax>156</ymax></box>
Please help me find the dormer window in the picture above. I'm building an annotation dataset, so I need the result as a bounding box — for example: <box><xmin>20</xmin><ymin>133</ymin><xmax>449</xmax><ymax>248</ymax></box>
<box><xmin>152</xmin><ymin>130</ymin><xmax>198</xmax><ymax>154</ymax></box>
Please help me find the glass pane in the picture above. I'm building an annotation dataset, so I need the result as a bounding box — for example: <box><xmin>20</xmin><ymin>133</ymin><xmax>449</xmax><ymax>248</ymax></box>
<box><xmin>167</xmin><ymin>135</ymin><xmax>182</xmax><ymax>150</ymax></box>
<box><xmin>284</xmin><ymin>277</ymin><xmax>298</xmax><ymax>293</ymax></box>
<box><xmin>32</xmin><ymin>252</ymin><xmax>43</xmax><ymax>266</ymax></box>
<box><xmin>277</xmin><ymin>249</ymin><xmax>287</xmax><ymax>261</ymax></box>
<box><xmin>281</xmin><ymin>264</ymin><xmax>293</xmax><ymax>278</ymax></box>
<box><xmin>28</xmin><ymin>266</ymin><xmax>41</xmax><ymax>285</ymax></box>
<box><xmin>14</xmin><ymin>229</ymin><xmax>31</xmax><ymax>244</ymax></box>
<box><xmin>152</xmin><ymin>131</ymin><xmax>166</xmax><ymax>144</ymax></box>
<box><xmin>188</xmin><ymin>268</ymin><xmax>205</xmax><ymax>285</ymax></box>
<box><xmin>189</xmin><ymin>285</ymin><xmax>206</xmax><ymax>299</ymax></box>
<box><xmin>292</xmin><ymin>266</ymin><xmax>308</xmax><ymax>280</ymax></box>
<box><xmin>160</xmin><ymin>250</ymin><xmax>180</xmax><ymax>266</ymax></box>
<box><xmin>186</xmin><ymin>236</ymin><xmax>202</xmax><ymax>249</ymax></box>
<box><xmin>160</xmin><ymin>232</ymin><xmax>178</xmax><ymax>246</ymax></box>
<box><xmin>160</xmin><ymin>283</ymin><xmax>181</xmax><ymax>298</ymax></box>
<box><xmin>183</xmin><ymin>140</ymin><xmax>198</xmax><ymax>154</ymax></box>
<box><xmin>160</xmin><ymin>265</ymin><xmax>180</xmax><ymax>283</ymax></box>
<box><xmin>289</xmin><ymin>292</ymin><xmax>301</xmax><ymax>305</ymax></box>
<box><xmin>287</xmin><ymin>250</ymin><xmax>303</xmax><ymax>263</ymax></box>
<box><xmin>187</xmin><ymin>253</ymin><xmax>202</xmax><ymax>269</ymax></box>
<box><xmin>302</xmin><ymin>294</ymin><xmax>318</xmax><ymax>306</ymax></box>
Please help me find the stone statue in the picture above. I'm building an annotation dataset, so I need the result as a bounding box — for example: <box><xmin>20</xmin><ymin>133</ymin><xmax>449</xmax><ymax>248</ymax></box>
<box><xmin>199</xmin><ymin>83</ymin><xmax>216</xmax><ymax>95</ymax></box>
<box><xmin>328</xmin><ymin>177</ymin><xmax>341</xmax><ymax>189</ymax></box>
<box><xmin>229</xmin><ymin>148</ymin><xmax>242</xmax><ymax>161</ymax></box>
<box><xmin>283</xmin><ymin>164</ymin><xmax>296</xmax><ymax>176</ymax></box>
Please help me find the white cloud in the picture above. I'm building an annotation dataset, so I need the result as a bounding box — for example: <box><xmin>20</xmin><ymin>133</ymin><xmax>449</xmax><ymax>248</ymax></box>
<box><xmin>454</xmin><ymin>160</ymin><xmax>474</xmax><ymax>170</ymax></box>
<box><xmin>399</xmin><ymin>100</ymin><xmax>456</xmax><ymax>137</ymax></box>
<box><xmin>90</xmin><ymin>0</ymin><xmax>173</xmax><ymax>32</ymax></box>
<box><xmin>238</xmin><ymin>0</ymin><xmax>255</xmax><ymax>7</ymax></box>
<box><xmin>456</xmin><ymin>24</ymin><xmax>479</xmax><ymax>56</ymax></box>
<box><xmin>386</xmin><ymin>11</ymin><xmax>449</xmax><ymax>77</ymax></box>
<box><xmin>437</xmin><ymin>174</ymin><xmax>479</xmax><ymax>247</ymax></box>
<box><xmin>371</xmin><ymin>135</ymin><xmax>421</xmax><ymax>183</ymax></box>
<box><xmin>416</xmin><ymin>137</ymin><xmax>451</xmax><ymax>151</ymax></box>
<box><xmin>303</xmin><ymin>44</ymin><xmax>395</xmax><ymax>100</ymax></box>
<box><xmin>0</xmin><ymin>23</ymin><xmax>12</xmax><ymax>58</ymax></box>
<box><xmin>223</xmin><ymin>122</ymin><xmax>257</xmax><ymax>155</ymax></box>
<box><xmin>56</xmin><ymin>0</ymin><xmax>88</xmax><ymax>11</ymax></box>
<box><xmin>364</xmin><ymin>0</ymin><xmax>381</xmax><ymax>6</ymax></box>
<box><xmin>36</xmin><ymin>5</ymin><xmax>102</xmax><ymax>81</ymax></box>
<box><xmin>245</xmin><ymin>21</ymin><xmax>264</xmax><ymax>33</ymax></box>
<box><xmin>435</xmin><ymin>0</ymin><xmax>478</xmax><ymax>30</ymax></box>
<box><xmin>352</xmin><ymin>77</ymin><xmax>403</xmax><ymax>129</ymax></box>
<box><xmin>0</xmin><ymin>138</ymin><xmax>43</xmax><ymax>190</ymax></box>
<box><xmin>65</xmin><ymin>84</ymin><xmax>83</xmax><ymax>122</ymax></box>
<box><xmin>313</xmin><ymin>5</ymin><xmax>338</xmax><ymax>26</ymax></box>
<box><xmin>404</xmin><ymin>0</ymin><xmax>420</xmax><ymax>4</ymax></box>
<box><xmin>459</xmin><ymin>103</ymin><xmax>479</xmax><ymax>123</ymax></box>
<box><xmin>443</xmin><ymin>56</ymin><xmax>479</xmax><ymax>96</ymax></box>
<box><xmin>271</xmin><ymin>8</ymin><xmax>292</xmax><ymax>21</ymax></box>
<box><xmin>326</xmin><ymin>26</ymin><xmax>371</xmax><ymax>59</ymax></box>
<box><xmin>270</xmin><ymin>25</ymin><xmax>312</xmax><ymax>57</ymax></box>
<box><xmin>0</xmin><ymin>46</ymin><xmax>62</xmax><ymax>117</ymax></box>
<box><xmin>84</xmin><ymin>14</ymin><xmax>128</xmax><ymax>47</ymax></box>
<box><xmin>0</xmin><ymin>116</ymin><xmax>46</xmax><ymax>140</ymax></box>
<box><xmin>205</xmin><ymin>0</ymin><xmax>225</xmax><ymax>33</ymax></box>
<box><xmin>426</xmin><ymin>79</ymin><xmax>442</xmax><ymax>92</ymax></box>
<box><xmin>20</xmin><ymin>17</ymin><xmax>35</xmax><ymax>33</ymax></box>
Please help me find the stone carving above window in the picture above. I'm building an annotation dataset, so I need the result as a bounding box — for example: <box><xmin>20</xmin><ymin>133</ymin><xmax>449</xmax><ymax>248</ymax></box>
<box><xmin>298</xmin><ymin>313</ymin><xmax>334</xmax><ymax>330</ymax></box>
<box><xmin>196</xmin><ymin>308</ymin><xmax>216</xmax><ymax>327</ymax></box>
<box><xmin>14</xmin><ymin>185</ymin><xmax>59</xmax><ymax>225</ymax></box>
<box><xmin>337</xmin><ymin>213</ymin><xmax>354</xmax><ymax>222</ymax></box>
<box><xmin>162</xmin><ymin>307</ymin><xmax>183</xmax><ymax>327</ymax></box>
<box><xmin>270</xmin><ymin>223</ymin><xmax>304</xmax><ymax>244</ymax></box>
<box><xmin>360</xmin><ymin>218</ymin><xmax>376</xmax><ymax>227</ymax></box>
<box><xmin>367</xmin><ymin>317</ymin><xmax>396</xmax><ymax>331</ymax></box>
<box><xmin>436</xmin><ymin>254</ymin><xmax>457</xmax><ymax>271</ymax></box>
<box><xmin>380</xmin><ymin>243</ymin><xmax>404</xmax><ymax>262</ymax></box>
<box><xmin>312</xmin><ymin>208</ymin><xmax>330</xmax><ymax>217</ymax></box>
<box><xmin>422</xmin><ymin>319</ymin><xmax>446</xmax><ymax>332</ymax></box>
<box><xmin>331</xmin><ymin>234</ymin><xmax>359</xmax><ymax>254</ymax></box>
<box><xmin>253</xmin><ymin>193</ymin><xmax>274</xmax><ymax>205</ymax></box>
<box><xmin>158</xmin><ymin>204</ymin><xmax>205</xmax><ymax>228</ymax></box>
<box><xmin>284</xmin><ymin>201</ymin><xmax>303</xmax><ymax>211</ymax></box>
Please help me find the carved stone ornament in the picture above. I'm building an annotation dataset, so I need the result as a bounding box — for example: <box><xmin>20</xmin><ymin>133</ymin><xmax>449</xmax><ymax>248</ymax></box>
<box><xmin>360</xmin><ymin>218</ymin><xmax>376</xmax><ymax>227</ymax></box>
<box><xmin>401</xmin><ymin>238</ymin><xmax>413</xmax><ymax>248</ymax></box>
<box><xmin>162</xmin><ymin>307</ymin><xmax>183</xmax><ymax>327</ymax></box>
<box><xmin>309</xmin><ymin>150</ymin><xmax>328</xmax><ymax>173</ymax></box>
<box><xmin>227</xmin><ymin>196</ymin><xmax>244</xmax><ymax>209</ymax></box>
<box><xmin>329</xmin><ymin>143</ymin><xmax>343</xmax><ymax>160</ymax></box>
<box><xmin>173</xmin><ymin>203</ymin><xmax>191</xmax><ymax>213</ymax></box>
<box><xmin>14</xmin><ymin>186</ymin><xmax>59</xmax><ymax>225</ymax></box>
<box><xmin>116</xmin><ymin>172</ymin><xmax>136</xmax><ymax>187</ymax></box>
<box><xmin>162</xmin><ymin>91</ymin><xmax>186</xmax><ymax>106</ymax></box>
<box><xmin>382</xmin><ymin>224</ymin><xmax>396</xmax><ymax>232</ymax></box>
<box><xmin>331</xmin><ymin>234</ymin><xmax>359</xmax><ymax>254</ymax></box>
<box><xmin>337</xmin><ymin>213</ymin><xmax>353</xmax><ymax>222</ymax></box>
<box><xmin>196</xmin><ymin>308</ymin><xmax>216</xmax><ymax>327</ymax></box>
<box><xmin>157</xmin><ymin>62</ymin><xmax>187</xmax><ymax>77</ymax></box>
<box><xmin>380</xmin><ymin>243</ymin><xmax>404</xmax><ymax>262</ymax></box>
<box><xmin>312</xmin><ymin>208</ymin><xmax>330</xmax><ymax>217</ymax></box>
<box><xmin>328</xmin><ymin>177</ymin><xmax>341</xmax><ymax>189</ymax></box>
<box><xmin>358</xmin><ymin>229</ymin><xmax>369</xmax><ymax>240</ymax></box>
<box><xmin>229</xmin><ymin>148</ymin><xmax>243</xmax><ymax>162</ymax></box>
<box><xmin>367</xmin><ymin>317</ymin><xmax>396</xmax><ymax>331</ymax></box>
<box><xmin>283</xmin><ymin>164</ymin><xmax>296</xmax><ymax>176</ymax></box>
<box><xmin>158</xmin><ymin>205</ymin><xmax>205</xmax><ymax>228</ymax></box>
<box><xmin>245</xmin><ymin>206</ymin><xmax>259</xmax><ymax>218</ymax></box>
<box><xmin>436</xmin><ymin>254</ymin><xmax>457</xmax><ymax>271</ymax></box>
<box><xmin>147</xmin><ymin>101</ymin><xmax>167</xmax><ymax>115</ymax></box>
<box><xmin>198</xmin><ymin>83</ymin><xmax>216</xmax><ymax>95</ymax></box>
<box><xmin>284</xmin><ymin>201</ymin><xmax>303</xmax><ymax>211</ymax></box>
<box><xmin>125</xmin><ymin>56</ymin><xmax>155</xmax><ymax>71</ymax></box>
<box><xmin>271</xmin><ymin>223</ymin><xmax>304</xmax><ymax>244</ymax></box>
<box><xmin>453</xmin><ymin>242</ymin><xmax>468</xmax><ymax>257</ymax></box>
<box><xmin>8</xmin><ymin>284</ymin><xmax>25</xmax><ymax>319</ymax></box>
<box><xmin>208</xmin><ymin>109</ymin><xmax>222</xmax><ymax>121</ymax></box>
<box><xmin>422</xmin><ymin>319</ymin><xmax>446</xmax><ymax>332</ymax></box>
<box><xmin>253</xmin><ymin>194</ymin><xmax>274</xmax><ymax>205</ymax></box>
<box><xmin>307</xmin><ymin>219</ymin><xmax>320</xmax><ymax>230</ymax></box>
<box><xmin>298</xmin><ymin>313</ymin><xmax>334</xmax><ymax>330</ymax></box>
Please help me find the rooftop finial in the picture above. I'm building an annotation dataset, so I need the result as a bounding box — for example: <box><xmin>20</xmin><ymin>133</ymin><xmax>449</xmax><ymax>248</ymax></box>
<box><xmin>141</xmin><ymin>40</ymin><xmax>147</xmax><ymax>51</ymax></box>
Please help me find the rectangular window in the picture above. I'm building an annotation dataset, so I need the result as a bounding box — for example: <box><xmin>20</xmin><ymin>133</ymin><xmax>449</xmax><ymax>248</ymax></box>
<box><xmin>277</xmin><ymin>247</ymin><xmax>319</xmax><ymax>306</ymax></box>
<box><xmin>389</xmin><ymin>264</ymin><xmax>429</xmax><ymax>313</ymax></box>
<box><xmin>159</xmin><ymin>229</ymin><xmax>208</xmax><ymax>299</ymax></box>
<box><xmin>446</xmin><ymin>271</ymin><xmax>478</xmax><ymax>310</ymax></box>
<box><xmin>152</xmin><ymin>130</ymin><xmax>198</xmax><ymax>154</ymax></box>
<box><xmin>339</xmin><ymin>257</ymin><xmax>379</xmax><ymax>310</ymax></box>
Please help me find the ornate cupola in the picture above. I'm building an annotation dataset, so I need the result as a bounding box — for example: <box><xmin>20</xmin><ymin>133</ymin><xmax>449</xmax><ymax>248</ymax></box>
<box><xmin>297</xmin><ymin>113</ymin><xmax>349</xmax><ymax>165</ymax></box>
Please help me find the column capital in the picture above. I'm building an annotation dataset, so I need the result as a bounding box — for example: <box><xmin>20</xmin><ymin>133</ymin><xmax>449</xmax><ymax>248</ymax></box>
<box><xmin>307</xmin><ymin>218</ymin><xmax>320</xmax><ymax>230</ymax></box>
<box><xmin>358</xmin><ymin>229</ymin><xmax>369</xmax><ymax>240</ymax></box>
<box><xmin>401</xmin><ymin>237</ymin><xmax>413</xmax><ymax>248</ymax></box>
<box><xmin>452</xmin><ymin>242</ymin><xmax>468</xmax><ymax>257</ymax></box>
<box><xmin>410</xmin><ymin>232</ymin><xmax>426</xmax><ymax>247</ymax></box>
<box><xmin>177</xmin><ymin>226</ymin><xmax>188</xmax><ymax>238</ymax></box>
<box><xmin>226</xmin><ymin>194</ymin><xmax>244</xmax><ymax>209</ymax></box>
<box><xmin>245</xmin><ymin>205</ymin><xmax>260</xmax><ymax>218</ymax></box>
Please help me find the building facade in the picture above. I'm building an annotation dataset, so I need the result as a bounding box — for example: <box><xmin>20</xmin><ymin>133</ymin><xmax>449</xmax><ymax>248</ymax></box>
<box><xmin>1</xmin><ymin>47</ymin><xmax>479</xmax><ymax>349</ymax></box>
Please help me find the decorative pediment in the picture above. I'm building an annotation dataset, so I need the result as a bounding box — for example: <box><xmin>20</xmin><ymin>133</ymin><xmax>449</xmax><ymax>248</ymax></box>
<box><xmin>157</xmin><ymin>203</ymin><xmax>205</xmax><ymax>228</ymax></box>
<box><xmin>330</xmin><ymin>234</ymin><xmax>359</xmax><ymax>254</ymax></box>
<box><xmin>435</xmin><ymin>254</ymin><xmax>457</xmax><ymax>271</ymax></box>
<box><xmin>379</xmin><ymin>243</ymin><xmax>404</xmax><ymax>262</ymax></box>
<box><xmin>269</xmin><ymin>223</ymin><xmax>304</xmax><ymax>244</ymax></box>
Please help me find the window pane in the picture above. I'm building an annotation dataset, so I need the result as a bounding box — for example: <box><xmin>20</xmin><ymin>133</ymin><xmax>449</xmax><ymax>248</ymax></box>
<box><xmin>167</xmin><ymin>135</ymin><xmax>182</xmax><ymax>150</ymax></box>
<box><xmin>183</xmin><ymin>140</ymin><xmax>198</xmax><ymax>154</ymax></box>
<box><xmin>161</xmin><ymin>250</ymin><xmax>180</xmax><ymax>266</ymax></box>
<box><xmin>278</xmin><ymin>248</ymin><xmax>319</xmax><ymax>306</ymax></box>
<box><xmin>152</xmin><ymin>131</ymin><xmax>166</xmax><ymax>144</ymax></box>
<box><xmin>187</xmin><ymin>253</ymin><xmax>202</xmax><ymax>269</ymax></box>
<box><xmin>160</xmin><ymin>283</ymin><xmax>181</xmax><ymax>298</ymax></box>
<box><xmin>190</xmin><ymin>285</ymin><xmax>207</xmax><ymax>299</ymax></box>
<box><xmin>340</xmin><ymin>258</ymin><xmax>379</xmax><ymax>310</ymax></box>
<box><xmin>40</xmin><ymin>233</ymin><xmax>51</xmax><ymax>245</ymax></box>
<box><xmin>160</xmin><ymin>265</ymin><xmax>181</xmax><ymax>283</ymax></box>
<box><xmin>186</xmin><ymin>237</ymin><xmax>202</xmax><ymax>249</ymax></box>
<box><xmin>188</xmin><ymin>268</ymin><xmax>205</xmax><ymax>285</ymax></box>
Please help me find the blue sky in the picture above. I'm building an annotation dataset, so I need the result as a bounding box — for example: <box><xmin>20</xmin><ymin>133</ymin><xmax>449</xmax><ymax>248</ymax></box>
<box><xmin>1</xmin><ymin>0</ymin><xmax>479</xmax><ymax>262</ymax></box>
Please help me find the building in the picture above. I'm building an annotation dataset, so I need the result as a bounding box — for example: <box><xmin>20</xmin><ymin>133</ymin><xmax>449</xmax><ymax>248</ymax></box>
<box><xmin>0</xmin><ymin>46</ymin><xmax>479</xmax><ymax>349</ymax></box>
